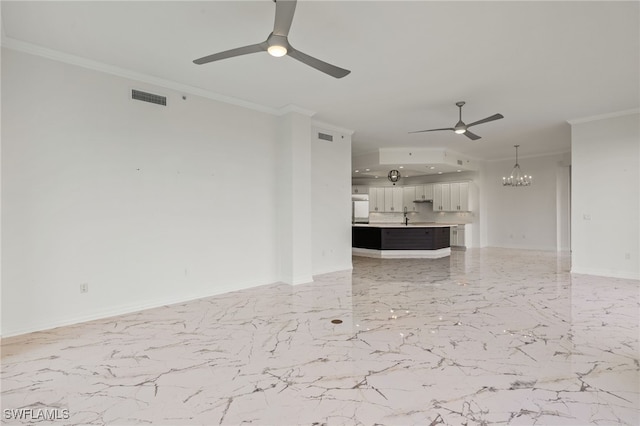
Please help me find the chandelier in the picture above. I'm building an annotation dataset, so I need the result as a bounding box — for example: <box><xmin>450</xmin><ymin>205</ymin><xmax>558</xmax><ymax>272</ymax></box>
<box><xmin>387</xmin><ymin>169</ymin><xmax>401</xmax><ymax>185</ymax></box>
<box><xmin>503</xmin><ymin>145</ymin><xmax>532</xmax><ymax>186</ymax></box>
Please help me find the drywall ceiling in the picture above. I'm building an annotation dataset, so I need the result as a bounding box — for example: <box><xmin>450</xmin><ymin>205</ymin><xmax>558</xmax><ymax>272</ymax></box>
<box><xmin>2</xmin><ymin>1</ymin><xmax>638</xmax><ymax>173</ymax></box>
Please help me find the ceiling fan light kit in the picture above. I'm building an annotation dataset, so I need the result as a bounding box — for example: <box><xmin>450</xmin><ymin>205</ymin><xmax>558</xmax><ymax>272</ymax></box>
<box><xmin>193</xmin><ymin>0</ymin><xmax>350</xmax><ymax>79</ymax></box>
<box><xmin>503</xmin><ymin>145</ymin><xmax>532</xmax><ymax>187</ymax></box>
<box><xmin>410</xmin><ymin>101</ymin><xmax>504</xmax><ymax>140</ymax></box>
<box><xmin>267</xmin><ymin>44</ymin><xmax>287</xmax><ymax>57</ymax></box>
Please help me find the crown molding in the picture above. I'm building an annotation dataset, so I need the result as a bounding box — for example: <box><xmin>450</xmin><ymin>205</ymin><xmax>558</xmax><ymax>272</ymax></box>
<box><xmin>1</xmin><ymin>36</ymin><xmax>280</xmax><ymax>116</ymax></box>
<box><xmin>567</xmin><ymin>108</ymin><xmax>640</xmax><ymax>125</ymax></box>
<box><xmin>311</xmin><ymin>119</ymin><xmax>354</xmax><ymax>136</ymax></box>
<box><xmin>2</xmin><ymin>35</ymin><xmax>356</xmax><ymax>136</ymax></box>
<box><xmin>276</xmin><ymin>104</ymin><xmax>316</xmax><ymax>117</ymax></box>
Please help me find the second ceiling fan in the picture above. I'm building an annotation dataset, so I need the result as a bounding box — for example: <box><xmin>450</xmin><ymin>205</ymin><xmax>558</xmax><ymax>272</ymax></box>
<box><xmin>193</xmin><ymin>0</ymin><xmax>350</xmax><ymax>79</ymax></box>
<box><xmin>410</xmin><ymin>102</ymin><xmax>504</xmax><ymax>140</ymax></box>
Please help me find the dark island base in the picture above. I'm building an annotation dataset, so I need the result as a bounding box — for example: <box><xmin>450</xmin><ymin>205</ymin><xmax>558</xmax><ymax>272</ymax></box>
<box><xmin>352</xmin><ymin>226</ymin><xmax>451</xmax><ymax>259</ymax></box>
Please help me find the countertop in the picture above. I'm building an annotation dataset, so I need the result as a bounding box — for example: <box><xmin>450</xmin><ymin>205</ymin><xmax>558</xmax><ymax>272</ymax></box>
<box><xmin>353</xmin><ymin>222</ymin><xmax>457</xmax><ymax>228</ymax></box>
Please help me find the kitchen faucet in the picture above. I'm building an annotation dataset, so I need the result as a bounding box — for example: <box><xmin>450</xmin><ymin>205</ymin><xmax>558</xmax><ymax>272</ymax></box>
<box><xmin>403</xmin><ymin>206</ymin><xmax>409</xmax><ymax>226</ymax></box>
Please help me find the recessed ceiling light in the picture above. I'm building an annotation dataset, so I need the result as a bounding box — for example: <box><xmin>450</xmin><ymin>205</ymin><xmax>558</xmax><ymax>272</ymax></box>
<box><xmin>355</xmin><ymin>170</ymin><xmax>359</xmax><ymax>173</ymax></box>
<box><xmin>438</xmin><ymin>172</ymin><xmax>443</xmax><ymax>174</ymax></box>
<box><xmin>365</xmin><ymin>168</ymin><xmax>370</xmax><ymax>171</ymax></box>
<box><xmin>375</xmin><ymin>176</ymin><xmax>379</xmax><ymax>178</ymax></box>
<box><xmin>430</xmin><ymin>166</ymin><xmax>435</xmax><ymax>170</ymax></box>
<box><xmin>457</xmin><ymin>170</ymin><xmax>462</xmax><ymax>172</ymax></box>
<box><xmin>399</xmin><ymin>166</ymin><xmax>404</xmax><ymax>169</ymax></box>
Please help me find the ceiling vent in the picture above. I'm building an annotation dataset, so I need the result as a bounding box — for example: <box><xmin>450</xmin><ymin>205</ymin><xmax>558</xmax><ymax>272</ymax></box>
<box><xmin>457</xmin><ymin>160</ymin><xmax>463</xmax><ymax>165</ymax></box>
<box><xmin>131</xmin><ymin>89</ymin><xmax>167</xmax><ymax>106</ymax></box>
<box><xmin>318</xmin><ymin>132</ymin><xmax>333</xmax><ymax>142</ymax></box>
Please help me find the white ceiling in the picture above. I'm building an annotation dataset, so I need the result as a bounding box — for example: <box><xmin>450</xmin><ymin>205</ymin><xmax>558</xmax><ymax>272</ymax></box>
<box><xmin>2</xmin><ymin>1</ymin><xmax>639</xmax><ymax>171</ymax></box>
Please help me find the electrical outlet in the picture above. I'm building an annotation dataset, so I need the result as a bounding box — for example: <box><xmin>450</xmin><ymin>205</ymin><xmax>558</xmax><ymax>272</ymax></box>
<box><xmin>583</xmin><ymin>213</ymin><xmax>591</xmax><ymax>220</ymax></box>
<box><xmin>625</xmin><ymin>253</ymin><xmax>631</xmax><ymax>260</ymax></box>
<box><xmin>80</xmin><ymin>283</ymin><xmax>88</xmax><ymax>293</ymax></box>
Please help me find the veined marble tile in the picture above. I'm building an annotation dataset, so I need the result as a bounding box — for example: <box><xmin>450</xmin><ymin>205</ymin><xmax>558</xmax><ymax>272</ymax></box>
<box><xmin>1</xmin><ymin>248</ymin><xmax>638</xmax><ymax>425</ymax></box>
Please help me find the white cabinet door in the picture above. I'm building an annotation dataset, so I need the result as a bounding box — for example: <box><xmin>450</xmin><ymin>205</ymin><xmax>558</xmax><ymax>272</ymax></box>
<box><xmin>441</xmin><ymin>184</ymin><xmax>451</xmax><ymax>211</ymax></box>
<box><xmin>434</xmin><ymin>183</ymin><xmax>451</xmax><ymax>211</ymax></box>
<box><xmin>459</xmin><ymin>182</ymin><xmax>469</xmax><ymax>211</ymax></box>
<box><xmin>402</xmin><ymin>186</ymin><xmax>417</xmax><ymax>212</ymax></box>
<box><xmin>415</xmin><ymin>184</ymin><xmax>434</xmax><ymax>201</ymax></box>
<box><xmin>392</xmin><ymin>187</ymin><xmax>403</xmax><ymax>213</ymax></box>
<box><xmin>384</xmin><ymin>187</ymin><xmax>403</xmax><ymax>212</ymax></box>
<box><xmin>450</xmin><ymin>225</ymin><xmax>466</xmax><ymax>246</ymax></box>
<box><xmin>369</xmin><ymin>187</ymin><xmax>385</xmax><ymax>212</ymax></box>
<box><xmin>384</xmin><ymin>188</ymin><xmax>394</xmax><ymax>212</ymax></box>
<box><xmin>423</xmin><ymin>183</ymin><xmax>434</xmax><ymax>200</ymax></box>
<box><xmin>449</xmin><ymin>182</ymin><xmax>470</xmax><ymax>211</ymax></box>
<box><xmin>450</xmin><ymin>183</ymin><xmax>461</xmax><ymax>211</ymax></box>
<box><xmin>433</xmin><ymin>184</ymin><xmax>442</xmax><ymax>211</ymax></box>
<box><xmin>458</xmin><ymin>225</ymin><xmax>466</xmax><ymax>246</ymax></box>
<box><xmin>369</xmin><ymin>188</ymin><xmax>377</xmax><ymax>212</ymax></box>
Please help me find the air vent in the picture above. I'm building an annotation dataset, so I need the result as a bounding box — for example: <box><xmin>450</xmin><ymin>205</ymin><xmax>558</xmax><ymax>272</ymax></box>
<box><xmin>318</xmin><ymin>132</ymin><xmax>333</xmax><ymax>142</ymax></box>
<box><xmin>132</xmin><ymin>89</ymin><xmax>166</xmax><ymax>106</ymax></box>
<box><xmin>457</xmin><ymin>160</ymin><xmax>463</xmax><ymax>165</ymax></box>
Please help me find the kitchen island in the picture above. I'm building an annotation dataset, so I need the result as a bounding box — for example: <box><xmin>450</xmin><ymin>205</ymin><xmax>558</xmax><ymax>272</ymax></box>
<box><xmin>352</xmin><ymin>223</ymin><xmax>452</xmax><ymax>259</ymax></box>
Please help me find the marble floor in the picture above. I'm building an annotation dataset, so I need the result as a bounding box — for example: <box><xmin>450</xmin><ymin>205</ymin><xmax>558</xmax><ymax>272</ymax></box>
<box><xmin>1</xmin><ymin>248</ymin><xmax>639</xmax><ymax>425</ymax></box>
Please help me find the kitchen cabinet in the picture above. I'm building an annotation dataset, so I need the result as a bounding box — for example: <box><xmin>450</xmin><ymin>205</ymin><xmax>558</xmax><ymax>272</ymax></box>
<box><xmin>368</xmin><ymin>187</ymin><xmax>385</xmax><ymax>212</ymax></box>
<box><xmin>364</xmin><ymin>181</ymin><xmax>471</xmax><ymax>213</ymax></box>
<box><xmin>433</xmin><ymin>183</ymin><xmax>451</xmax><ymax>211</ymax></box>
<box><xmin>449</xmin><ymin>182</ymin><xmax>469</xmax><ymax>211</ymax></box>
<box><xmin>415</xmin><ymin>184</ymin><xmax>434</xmax><ymax>201</ymax></box>
<box><xmin>433</xmin><ymin>182</ymin><xmax>470</xmax><ymax>212</ymax></box>
<box><xmin>384</xmin><ymin>187</ymin><xmax>403</xmax><ymax>212</ymax></box>
<box><xmin>402</xmin><ymin>186</ymin><xmax>418</xmax><ymax>212</ymax></box>
<box><xmin>450</xmin><ymin>225</ymin><xmax>466</xmax><ymax>248</ymax></box>
<box><xmin>352</xmin><ymin>185</ymin><xmax>368</xmax><ymax>195</ymax></box>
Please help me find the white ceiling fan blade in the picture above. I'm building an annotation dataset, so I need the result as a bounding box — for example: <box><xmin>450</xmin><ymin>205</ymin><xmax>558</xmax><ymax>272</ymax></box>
<box><xmin>467</xmin><ymin>113</ymin><xmax>504</xmax><ymax>128</ymax></box>
<box><xmin>193</xmin><ymin>42</ymin><xmax>268</xmax><ymax>65</ymax></box>
<box><xmin>288</xmin><ymin>47</ymin><xmax>351</xmax><ymax>79</ymax></box>
<box><xmin>273</xmin><ymin>0</ymin><xmax>297</xmax><ymax>37</ymax></box>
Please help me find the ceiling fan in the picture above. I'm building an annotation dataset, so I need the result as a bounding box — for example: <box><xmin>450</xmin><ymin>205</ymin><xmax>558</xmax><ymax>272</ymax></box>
<box><xmin>409</xmin><ymin>102</ymin><xmax>504</xmax><ymax>140</ymax></box>
<box><xmin>193</xmin><ymin>0</ymin><xmax>350</xmax><ymax>79</ymax></box>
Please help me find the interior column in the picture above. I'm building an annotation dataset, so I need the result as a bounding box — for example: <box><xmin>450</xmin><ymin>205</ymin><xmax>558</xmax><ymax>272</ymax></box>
<box><xmin>277</xmin><ymin>110</ymin><xmax>313</xmax><ymax>285</ymax></box>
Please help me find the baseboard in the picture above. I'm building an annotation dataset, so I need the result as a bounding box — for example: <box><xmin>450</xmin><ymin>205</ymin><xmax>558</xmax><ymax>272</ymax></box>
<box><xmin>485</xmin><ymin>244</ymin><xmax>558</xmax><ymax>252</ymax></box>
<box><xmin>571</xmin><ymin>267</ymin><xmax>639</xmax><ymax>281</ymax></box>
<box><xmin>1</xmin><ymin>277</ymin><xmax>279</xmax><ymax>339</ymax></box>
<box><xmin>353</xmin><ymin>247</ymin><xmax>451</xmax><ymax>259</ymax></box>
<box><xmin>312</xmin><ymin>264</ymin><xmax>354</xmax><ymax>276</ymax></box>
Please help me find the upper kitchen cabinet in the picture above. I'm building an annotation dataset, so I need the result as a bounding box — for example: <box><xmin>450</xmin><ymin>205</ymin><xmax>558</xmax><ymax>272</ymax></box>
<box><xmin>450</xmin><ymin>182</ymin><xmax>469</xmax><ymax>211</ymax></box>
<box><xmin>415</xmin><ymin>184</ymin><xmax>434</xmax><ymax>201</ymax></box>
<box><xmin>369</xmin><ymin>187</ymin><xmax>385</xmax><ymax>212</ymax></box>
<box><xmin>433</xmin><ymin>183</ymin><xmax>451</xmax><ymax>211</ymax></box>
<box><xmin>434</xmin><ymin>182</ymin><xmax>470</xmax><ymax>212</ymax></box>
<box><xmin>384</xmin><ymin>187</ymin><xmax>403</xmax><ymax>212</ymax></box>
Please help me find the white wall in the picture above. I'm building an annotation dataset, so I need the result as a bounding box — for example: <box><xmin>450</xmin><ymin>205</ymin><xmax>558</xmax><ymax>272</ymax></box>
<box><xmin>1</xmin><ymin>48</ymin><xmax>352</xmax><ymax>336</ymax></box>
<box><xmin>483</xmin><ymin>151</ymin><xmax>570</xmax><ymax>251</ymax></box>
<box><xmin>570</xmin><ymin>111</ymin><xmax>639</xmax><ymax>279</ymax></box>
<box><xmin>311</xmin><ymin>128</ymin><xmax>352</xmax><ymax>275</ymax></box>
